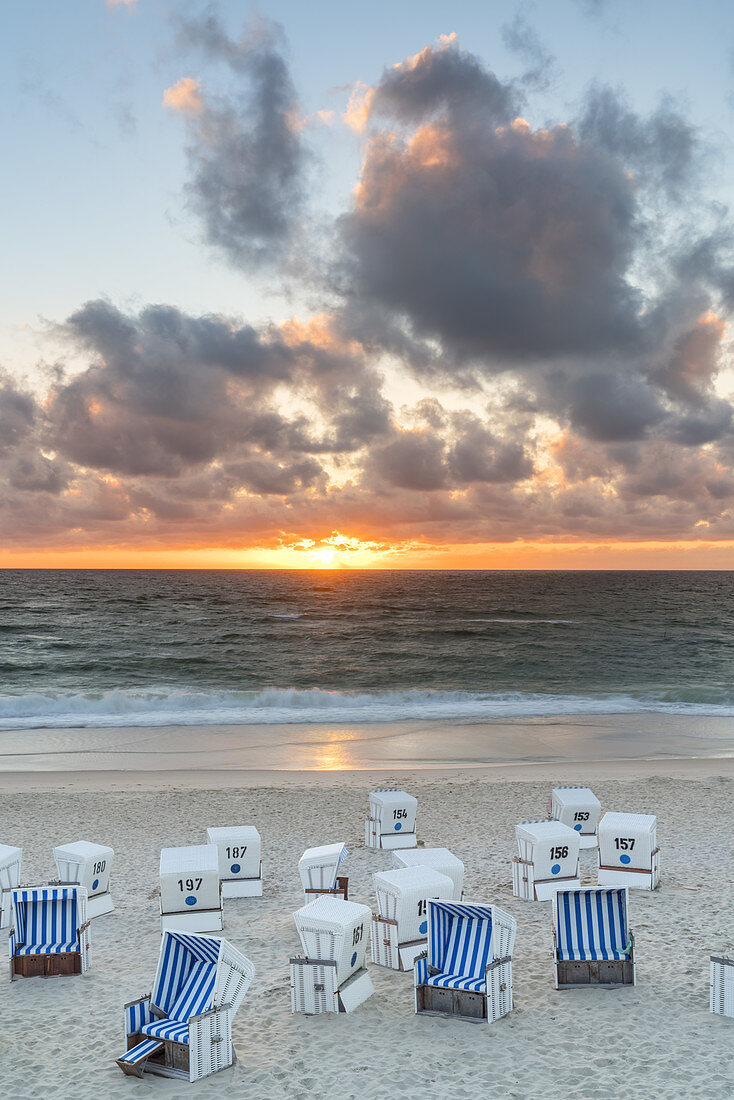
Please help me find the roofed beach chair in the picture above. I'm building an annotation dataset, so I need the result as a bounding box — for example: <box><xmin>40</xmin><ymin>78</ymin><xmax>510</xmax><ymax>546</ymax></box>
<box><xmin>9</xmin><ymin>885</ymin><xmax>90</xmax><ymax>980</ymax></box>
<box><xmin>53</xmin><ymin>840</ymin><xmax>114</xmax><ymax>919</ymax></box>
<box><xmin>552</xmin><ymin>887</ymin><xmax>635</xmax><ymax>987</ymax></box>
<box><xmin>116</xmin><ymin>930</ymin><xmax>254</xmax><ymax>1082</ymax></box>
<box><xmin>710</xmin><ymin>956</ymin><xmax>734</xmax><ymax>1018</ymax></box>
<box><xmin>512</xmin><ymin>820</ymin><xmax>580</xmax><ymax>901</ymax></box>
<box><xmin>291</xmin><ymin>895</ymin><xmax>374</xmax><ymax>1014</ymax></box>
<box><xmin>371</xmin><ymin>866</ymin><xmax>454</xmax><ymax>971</ymax></box>
<box><xmin>298</xmin><ymin>843</ymin><xmax>349</xmax><ymax>902</ymax></box>
<box><xmin>206</xmin><ymin>827</ymin><xmax>262</xmax><ymax>898</ymax></box>
<box><xmin>0</xmin><ymin>844</ymin><xmax>22</xmax><ymax>931</ymax></box>
<box><xmin>160</xmin><ymin>846</ymin><xmax>223</xmax><ymax>932</ymax></box>
<box><xmin>597</xmin><ymin>812</ymin><xmax>660</xmax><ymax>890</ymax></box>
<box><xmin>365</xmin><ymin>789</ymin><xmax>418</xmax><ymax>850</ymax></box>
<box><xmin>414</xmin><ymin>900</ymin><xmax>517</xmax><ymax>1023</ymax></box>
<box><xmin>549</xmin><ymin>787</ymin><xmax>602</xmax><ymax>850</ymax></box>
<box><xmin>392</xmin><ymin>847</ymin><xmax>464</xmax><ymax>901</ymax></box>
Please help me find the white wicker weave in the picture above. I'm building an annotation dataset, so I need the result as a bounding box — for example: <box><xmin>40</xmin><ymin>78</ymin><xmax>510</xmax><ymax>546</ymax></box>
<box><xmin>391</xmin><ymin>848</ymin><xmax>464</xmax><ymax>901</ymax></box>
<box><xmin>549</xmin><ymin>787</ymin><xmax>602</xmax><ymax>849</ymax></box>
<box><xmin>372</xmin><ymin>866</ymin><xmax>454</xmax><ymax>970</ymax></box>
<box><xmin>53</xmin><ymin>840</ymin><xmax>114</xmax><ymax>919</ymax></box>
<box><xmin>512</xmin><ymin>820</ymin><xmax>580</xmax><ymax>901</ymax></box>
<box><xmin>365</xmin><ymin>789</ymin><xmax>418</xmax><ymax>850</ymax></box>
<box><xmin>711</xmin><ymin>957</ymin><xmax>734</xmax><ymax>1018</ymax></box>
<box><xmin>206</xmin><ymin>827</ymin><xmax>263</xmax><ymax>898</ymax></box>
<box><xmin>291</xmin><ymin>896</ymin><xmax>374</xmax><ymax>1014</ymax></box>
<box><xmin>597</xmin><ymin>811</ymin><xmax>660</xmax><ymax>890</ymax></box>
<box><xmin>0</xmin><ymin>845</ymin><xmax>22</xmax><ymax>931</ymax></box>
<box><xmin>298</xmin><ymin>843</ymin><xmax>349</xmax><ymax>900</ymax></box>
<box><xmin>159</xmin><ymin>846</ymin><xmax>223</xmax><ymax>931</ymax></box>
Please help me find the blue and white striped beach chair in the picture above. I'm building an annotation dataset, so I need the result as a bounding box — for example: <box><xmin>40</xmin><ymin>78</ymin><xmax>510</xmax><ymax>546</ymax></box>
<box><xmin>414</xmin><ymin>900</ymin><xmax>517</xmax><ymax>1023</ymax></box>
<box><xmin>552</xmin><ymin>887</ymin><xmax>635</xmax><ymax>988</ymax></box>
<box><xmin>117</xmin><ymin>930</ymin><xmax>255</xmax><ymax>1083</ymax></box>
<box><xmin>9</xmin><ymin>885</ymin><xmax>90</xmax><ymax>980</ymax></box>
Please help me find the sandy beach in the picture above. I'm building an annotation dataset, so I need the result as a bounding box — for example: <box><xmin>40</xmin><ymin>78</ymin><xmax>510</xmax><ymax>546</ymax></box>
<box><xmin>2</xmin><ymin>717</ymin><xmax>734</xmax><ymax>1099</ymax></box>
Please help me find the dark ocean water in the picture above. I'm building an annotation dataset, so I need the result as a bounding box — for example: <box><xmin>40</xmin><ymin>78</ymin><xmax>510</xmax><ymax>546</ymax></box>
<box><xmin>0</xmin><ymin>569</ymin><xmax>732</xmax><ymax>729</ymax></box>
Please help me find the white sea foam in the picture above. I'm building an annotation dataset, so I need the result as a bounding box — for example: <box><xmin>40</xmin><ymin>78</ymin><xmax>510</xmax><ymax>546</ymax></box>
<box><xmin>1</xmin><ymin>685</ymin><xmax>734</xmax><ymax>730</ymax></box>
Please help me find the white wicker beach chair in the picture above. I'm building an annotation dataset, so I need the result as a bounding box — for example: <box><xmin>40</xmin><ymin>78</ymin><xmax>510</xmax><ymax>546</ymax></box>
<box><xmin>116</xmin><ymin>930</ymin><xmax>254</xmax><ymax>1082</ymax></box>
<box><xmin>365</xmin><ymin>789</ymin><xmax>418</xmax><ymax>850</ymax></box>
<box><xmin>414</xmin><ymin>900</ymin><xmax>516</xmax><ymax>1023</ymax></box>
<box><xmin>549</xmin><ymin>787</ymin><xmax>602</xmax><ymax>850</ymax></box>
<box><xmin>710</xmin><ymin>957</ymin><xmax>734</xmax><ymax>1018</ymax></box>
<box><xmin>9</xmin><ymin>885</ymin><xmax>91</xmax><ymax>980</ymax></box>
<box><xmin>53</xmin><ymin>840</ymin><xmax>114</xmax><ymax>919</ymax></box>
<box><xmin>160</xmin><ymin>846</ymin><xmax>223</xmax><ymax>932</ymax></box>
<box><xmin>291</xmin><ymin>895</ymin><xmax>374</xmax><ymax>1014</ymax></box>
<box><xmin>371</xmin><ymin>866</ymin><xmax>454</xmax><ymax>970</ymax></box>
<box><xmin>552</xmin><ymin>886</ymin><xmax>635</xmax><ymax>988</ymax></box>
<box><xmin>206</xmin><ymin>827</ymin><xmax>262</xmax><ymax>898</ymax></box>
<box><xmin>512</xmin><ymin>820</ymin><xmax>580</xmax><ymax>901</ymax></box>
<box><xmin>298</xmin><ymin>843</ymin><xmax>349</xmax><ymax>902</ymax></box>
<box><xmin>0</xmin><ymin>844</ymin><xmax>22</xmax><ymax>931</ymax></box>
<box><xmin>392</xmin><ymin>847</ymin><xmax>464</xmax><ymax>901</ymax></box>
<box><xmin>597</xmin><ymin>812</ymin><xmax>659</xmax><ymax>890</ymax></box>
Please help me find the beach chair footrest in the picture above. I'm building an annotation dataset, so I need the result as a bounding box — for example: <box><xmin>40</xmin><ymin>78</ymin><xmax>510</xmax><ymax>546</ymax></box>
<box><xmin>116</xmin><ymin>1039</ymin><xmax>165</xmax><ymax>1078</ymax></box>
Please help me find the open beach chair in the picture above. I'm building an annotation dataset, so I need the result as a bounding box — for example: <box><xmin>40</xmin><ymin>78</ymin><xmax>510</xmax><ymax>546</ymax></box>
<box><xmin>9</xmin><ymin>885</ymin><xmax>90</xmax><ymax>980</ymax></box>
<box><xmin>0</xmin><ymin>844</ymin><xmax>22</xmax><ymax>930</ymax></box>
<box><xmin>552</xmin><ymin>887</ymin><xmax>635</xmax><ymax>988</ymax></box>
<box><xmin>414</xmin><ymin>900</ymin><xmax>517</xmax><ymax>1023</ymax></box>
<box><xmin>291</xmin><ymin>895</ymin><xmax>374</xmax><ymax>1014</ymax></box>
<box><xmin>597</xmin><ymin>812</ymin><xmax>660</xmax><ymax>890</ymax></box>
<box><xmin>372</xmin><ymin>866</ymin><xmax>454</xmax><ymax>970</ymax></box>
<box><xmin>53</xmin><ymin>840</ymin><xmax>114</xmax><ymax>919</ymax></box>
<box><xmin>298</xmin><ymin>843</ymin><xmax>349</xmax><ymax>902</ymax></box>
<box><xmin>365</xmin><ymin>789</ymin><xmax>418</xmax><ymax>850</ymax></box>
<box><xmin>549</xmin><ymin>787</ymin><xmax>602</xmax><ymax>850</ymax></box>
<box><xmin>116</xmin><ymin>930</ymin><xmax>255</xmax><ymax>1082</ymax></box>
<box><xmin>160</xmin><ymin>845</ymin><xmax>223</xmax><ymax>932</ymax></box>
<box><xmin>392</xmin><ymin>847</ymin><xmax>464</xmax><ymax>901</ymax></box>
<box><xmin>206</xmin><ymin>827</ymin><xmax>262</xmax><ymax>898</ymax></box>
<box><xmin>512</xmin><ymin>820</ymin><xmax>581</xmax><ymax>901</ymax></box>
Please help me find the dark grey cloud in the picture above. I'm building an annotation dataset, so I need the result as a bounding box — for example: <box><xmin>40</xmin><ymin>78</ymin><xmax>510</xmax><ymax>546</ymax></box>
<box><xmin>0</xmin><ymin>375</ymin><xmax>37</xmax><ymax>455</ymax></box>
<box><xmin>501</xmin><ymin>14</ymin><xmax>555</xmax><ymax>92</ymax></box>
<box><xmin>173</xmin><ymin>12</ymin><xmax>307</xmax><ymax>269</ymax></box>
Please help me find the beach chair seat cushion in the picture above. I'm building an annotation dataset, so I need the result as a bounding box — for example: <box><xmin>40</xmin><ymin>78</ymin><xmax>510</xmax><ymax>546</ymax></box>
<box><xmin>15</xmin><ymin>941</ymin><xmax>79</xmax><ymax>955</ymax></box>
<box><xmin>441</xmin><ymin>915</ymin><xmax>493</xmax><ymax>978</ymax></box>
<box><xmin>141</xmin><ymin>1019</ymin><xmax>190</xmax><ymax>1044</ymax></box>
<box><xmin>556</xmin><ymin>889</ymin><xmax>630</xmax><ymax>961</ymax></box>
<box><xmin>425</xmin><ymin>972</ymin><xmax>487</xmax><ymax>993</ymax></box>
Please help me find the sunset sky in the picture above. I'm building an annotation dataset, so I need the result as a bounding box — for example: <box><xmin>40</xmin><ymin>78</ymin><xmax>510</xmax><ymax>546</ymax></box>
<box><xmin>3</xmin><ymin>0</ymin><xmax>734</xmax><ymax>569</ymax></box>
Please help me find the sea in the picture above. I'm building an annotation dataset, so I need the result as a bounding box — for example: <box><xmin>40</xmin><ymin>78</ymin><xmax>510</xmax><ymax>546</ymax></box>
<box><xmin>0</xmin><ymin>569</ymin><xmax>732</xmax><ymax>731</ymax></box>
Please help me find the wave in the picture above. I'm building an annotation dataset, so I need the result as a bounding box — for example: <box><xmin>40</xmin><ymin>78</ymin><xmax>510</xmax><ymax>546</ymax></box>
<box><xmin>1</xmin><ymin>685</ymin><xmax>734</xmax><ymax>730</ymax></box>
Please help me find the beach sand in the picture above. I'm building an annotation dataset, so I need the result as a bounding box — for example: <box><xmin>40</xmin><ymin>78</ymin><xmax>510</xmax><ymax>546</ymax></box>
<box><xmin>1</xmin><ymin>717</ymin><xmax>734</xmax><ymax>1099</ymax></box>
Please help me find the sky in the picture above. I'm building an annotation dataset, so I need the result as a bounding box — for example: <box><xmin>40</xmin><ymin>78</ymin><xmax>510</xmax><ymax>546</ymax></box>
<box><xmin>2</xmin><ymin>0</ymin><xmax>734</xmax><ymax>569</ymax></box>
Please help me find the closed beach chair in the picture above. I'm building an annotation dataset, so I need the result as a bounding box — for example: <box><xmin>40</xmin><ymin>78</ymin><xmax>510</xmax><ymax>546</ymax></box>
<box><xmin>53</xmin><ymin>840</ymin><xmax>114</xmax><ymax>919</ymax></box>
<box><xmin>298</xmin><ymin>843</ymin><xmax>349</xmax><ymax>902</ymax></box>
<box><xmin>371</xmin><ymin>866</ymin><xmax>454</xmax><ymax>970</ymax></box>
<box><xmin>290</xmin><ymin>895</ymin><xmax>374</xmax><ymax>1014</ymax></box>
<box><xmin>512</xmin><ymin>820</ymin><xmax>580</xmax><ymax>901</ymax></box>
<box><xmin>597</xmin><ymin>812</ymin><xmax>660</xmax><ymax>890</ymax></box>
<box><xmin>116</xmin><ymin>930</ymin><xmax>254</xmax><ymax>1082</ymax></box>
<box><xmin>710</xmin><ymin>956</ymin><xmax>734</xmax><ymax>1018</ymax></box>
<box><xmin>365</xmin><ymin>789</ymin><xmax>418</xmax><ymax>850</ymax></box>
<box><xmin>552</xmin><ymin>886</ymin><xmax>635</xmax><ymax>988</ymax></box>
<box><xmin>9</xmin><ymin>885</ymin><xmax>90</xmax><ymax>980</ymax></box>
<box><xmin>392</xmin><ymin>847</ymin><xmax>464</xmax><ymax>901</ymax></box>
<box><xmin>206</xmin><ymin>827</ymin><xmax>262</xmax><ymax>898</ymax></box>
<box><xmin>414</xmin><ymin>900</ymin><xmax>517</xmax><ymax>1023</ymax></box>
<box><xmin>549</xmin><ymin>787</ymin><xmax>602</xmax><ymax>850</ymax></box>
<box><xmin>0</xmin><ymin>844</ymin><xmax>22</xmax><ymax>931</ymax></box>
<box><xmin>160</xmin><ymin>846</ymin><xmax>223</xmax><ymax>932</ymax></box>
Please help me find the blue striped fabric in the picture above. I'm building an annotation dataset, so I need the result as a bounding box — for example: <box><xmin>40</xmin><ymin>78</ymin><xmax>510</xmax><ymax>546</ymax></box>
<box><xmin>151</xmin><ymin>932</ymin><xmax>220</xmax><ymax>1016</ymax></box>
<box><xmin>425</xmin><ymin>973</ymin><xmax>487</xmax><ymax>992</ymax></box>
<box><xmin>126</xmin><ymin>1000</ymin><xmax>153</xmax><ymax>1035</ymax></box>
<box><xmin>12</xmin><ymin>888</ymin><xmax>79</xmax><ymax>952</ymax></box>
<box><xmin>422</xmin><ymin>901</ymin><xmax>496</xmax><ymax>993</ymax></box>
<box><xmin>167</xmin><ymin>960</ymin><xmax>216</xmax><ymax>1020</ymax></box>
<box><xmin>415</xmin><ymin>955</ymin><xmax>429</xmax><ymax>985</ymax></box>
<box><xmin>141</xmin><ymin>1020</ymin><xmax>190</xmax><ymax>1043</ymax></box>
<box><xmin>16</xmin><ymin>941</ymin><xmax>78</xmax><ymax>955</ymax></box>
<box><xmin>118</xmin><ymin>1039</ymin><xmax>164</xmax><ymax>1065</ymax></box>
<box><xmin>555</xmin><ymin>889</ymin><xmax>629</xmax><ymax>961</ymax></box>
<box><xmin>443</xmin><ymin>916</ymin><xmax>493</xmax><ymax>978</ymax></box>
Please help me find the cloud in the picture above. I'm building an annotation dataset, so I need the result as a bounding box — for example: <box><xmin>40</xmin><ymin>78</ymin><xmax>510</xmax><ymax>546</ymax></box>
<box><xmin>169</xmin><ymin>12</ymin><xmax>308</xmax><ymax>269</ymax></box>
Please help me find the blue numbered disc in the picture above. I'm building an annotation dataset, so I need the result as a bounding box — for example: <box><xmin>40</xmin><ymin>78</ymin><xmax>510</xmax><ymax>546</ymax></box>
<box><xmin>419</xmin><ymin>920</ymin><xmax>427</xmax><ymax>935</ymax></box>
<box><xmin>185</xmin><ymin>895</ymin><xmax>197</xmax><ymax>906</ymax></box>
<box><xmin>551</xmin><ymin>863</ymin><xmax>561</xmax><ymax>875</ymax></box>
<box><xmin>92</xmin><ymin>878</ymin><xmax>99</xmax><ymax>891</ymax></box>
<box><xmin>394</xmin><ymin>821</ymin><xmax>402</xmax><ymax>831</ymax></box>
<box><xmin>574</xmin><ymin>824</ymin><xmax>582</xmax><ymax>831</ymax></box>
<box><xmin>620</xmin><ymin>854</ymin><xmax>631</xmax><ymax>865</ymax></box>
<box><xmin>231</xmin><ymin>863</ymin><xmax>241</xmax><ymax>874</ymax></box>
<box><xmin>350</xmin><ymin>952</ymin><xmax>357</xmax><ymax>967</ymax></box>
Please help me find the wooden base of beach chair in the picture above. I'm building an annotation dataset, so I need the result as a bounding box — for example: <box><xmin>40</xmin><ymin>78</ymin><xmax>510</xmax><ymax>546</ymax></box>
<box><xmin>556</xmin><ymin>956</ymin><xmax>635</xmax><ymax>988</ymax></box>
<box><xmin>11</xmin><ymin>951</ymin><xmax>82</xmax><ymax>979</ymax></box>
<box><xmin>416</xmin><ymin>983</ymin><xmax>487</xmax><ymax>1022</ymax></box>
<box><xmin>222</xmin><ymin>876</ymin><xmax>263</xmax><ymax>898</ymax></box>
<box><xmin>304</xmin><ymin>876</ymin><xmax>349</xmax><ymax>902</ymax></box>
<box><xmin>160</xmin><ymin>907</ymin><xmax>224</xmax><ymax>933</ymax></box>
